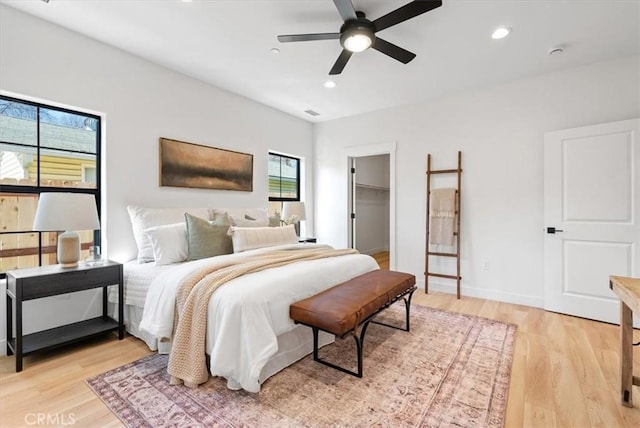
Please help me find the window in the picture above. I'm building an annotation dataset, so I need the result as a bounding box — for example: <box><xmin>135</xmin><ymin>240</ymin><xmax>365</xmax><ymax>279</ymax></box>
<box><xmin>0</xmin><ymin>95</ymin><xmax>101</xmax><ymax>277</ymax></box>
<box><xmin>268</xmin><ymin>152</ymin><xmax>300</xmax><ymax>216</ymax></box>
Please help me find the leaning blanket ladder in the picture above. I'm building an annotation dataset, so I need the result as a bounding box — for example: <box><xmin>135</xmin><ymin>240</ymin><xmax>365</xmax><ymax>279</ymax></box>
<box><xmin>425</xmin><ymin>151</ymin><xmax>463</xmax><ymax>298</ymax></box>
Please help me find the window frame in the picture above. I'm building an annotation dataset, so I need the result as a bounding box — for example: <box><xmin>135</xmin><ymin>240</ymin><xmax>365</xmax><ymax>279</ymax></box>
<box><xmin>0</xmin><ymin>94</ymin><xmax>102</xmax><ymax>278</ymax></box>
<box><xmin>268</xmin><ymin>152</ymin><xmax>301</xmax><ymax>202</ymax></box>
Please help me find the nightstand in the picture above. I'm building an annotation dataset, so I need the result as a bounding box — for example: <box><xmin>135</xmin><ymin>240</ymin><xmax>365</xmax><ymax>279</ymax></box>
<box><xmin>6</xmin><ymin>260</ymin><xmax>124</xmax><ymax>372</ymax></box>
<box><xmin>298</xmin><ymin>237</ymin><xmax>317</xmax><ymax>243</ymax></box>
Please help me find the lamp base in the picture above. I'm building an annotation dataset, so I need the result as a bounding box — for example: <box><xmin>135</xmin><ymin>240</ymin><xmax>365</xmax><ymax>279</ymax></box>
<box><xmin>58</xmin><ymin>231</ymin><xmax>80</xmax><ymax>268</ymax></box>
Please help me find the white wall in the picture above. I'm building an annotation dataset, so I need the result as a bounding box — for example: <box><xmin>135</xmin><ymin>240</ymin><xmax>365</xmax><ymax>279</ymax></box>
<box><xmin>315</xmin><ymin>56</ymin><xmax>640</xmax><ymax>307</ymax></box>
<box><xmin>0</xmin><ymin>6</ymin><xmax>313</xmax><ymax>354</ymax></box>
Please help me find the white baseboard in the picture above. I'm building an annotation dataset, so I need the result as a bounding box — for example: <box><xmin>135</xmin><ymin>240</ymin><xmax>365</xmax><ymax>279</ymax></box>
<box><xmin>416</xmin><ymin>278</ymin><xmax>544</xmax><ymax>308</ymax></box>
<box><xmin>362</xmin><ymin>247</ymin><xmax>389</xmax><ymax>256</ymax></box>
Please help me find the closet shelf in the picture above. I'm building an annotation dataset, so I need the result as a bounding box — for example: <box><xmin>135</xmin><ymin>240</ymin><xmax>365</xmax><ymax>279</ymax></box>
<box><xmin>355</xmin><ymin>183</ymin><xmax>389</xmax><ymax>191</ymax></box>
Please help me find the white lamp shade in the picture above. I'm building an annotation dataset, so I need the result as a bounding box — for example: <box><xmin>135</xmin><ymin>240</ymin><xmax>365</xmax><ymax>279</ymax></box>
<box><xmin>33</xmin><ymin>193</ymin><xmax>100</xmax><ymax>231</ymax></box>
<box><xmin>282</xmin><ymin>201</ymin><xmax>306</xmax><ymax>222</ymax></box>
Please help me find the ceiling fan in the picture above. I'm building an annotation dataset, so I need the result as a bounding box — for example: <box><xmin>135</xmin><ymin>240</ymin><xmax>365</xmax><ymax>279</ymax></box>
<box><xmin>277</xmin><ymin>0</ymin><xmax>443</xmax><ymax>75</ymax></box>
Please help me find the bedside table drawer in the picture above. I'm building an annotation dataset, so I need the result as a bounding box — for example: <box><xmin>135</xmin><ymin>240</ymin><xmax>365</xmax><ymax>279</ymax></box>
<box><xmin>8</xmin><ymin>263</ymin><xmax>121</xmax><ymax>301</ymax></box>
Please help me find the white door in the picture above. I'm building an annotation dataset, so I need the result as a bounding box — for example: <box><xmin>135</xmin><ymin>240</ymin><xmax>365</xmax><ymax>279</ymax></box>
<box><xmin>544</xmin><ymin>119</ymin><xmax>640</xmax><ymax>324</ymax></box>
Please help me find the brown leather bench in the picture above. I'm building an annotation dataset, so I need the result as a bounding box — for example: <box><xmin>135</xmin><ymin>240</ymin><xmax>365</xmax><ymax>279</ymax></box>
<box><xmin>290</xmin><ymin>270</ymin><xmax>416</xmax><ymax>377</ymax></box>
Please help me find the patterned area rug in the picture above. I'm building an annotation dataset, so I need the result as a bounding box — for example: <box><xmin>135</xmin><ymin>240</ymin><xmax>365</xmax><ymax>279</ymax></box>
<box><xmin>87</xmin><ymin>304</ymin><xmax>516</xmax><ymax>427</ymax></box>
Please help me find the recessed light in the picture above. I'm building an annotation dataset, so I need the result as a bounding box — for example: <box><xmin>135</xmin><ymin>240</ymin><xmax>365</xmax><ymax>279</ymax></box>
<box><xmin>181</xmin><ymin>0</ymin><xmax>193</xmax><ymax>3</ymax></box>
<box><xmin>270</xmin><ymin>48</ymin><xmax>280</xmax><ymax>54</ymax></box>
<box><xmin>324</xmin><ymin>80</ymin><xmax>336</xmax><ymax>89</ymax></box>
<box><xmin>491</xmin><ymin>27</ymin><xmax>511</xmax><ymax>40</ymax></box>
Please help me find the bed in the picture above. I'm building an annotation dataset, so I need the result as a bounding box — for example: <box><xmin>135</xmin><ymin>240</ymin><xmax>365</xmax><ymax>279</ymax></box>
<box><xmin>109</xmin><ymin>206</ymin><xmax>379</xmax><ymax>393</ymax></box>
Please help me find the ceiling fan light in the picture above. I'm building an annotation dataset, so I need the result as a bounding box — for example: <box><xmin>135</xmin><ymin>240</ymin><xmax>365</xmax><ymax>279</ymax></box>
<box><xmin>343</xmin><ymin>33</ymin><xmax>372</xmax><ymax>52</ymax></box>
<box><xmin>340</xmin><ymin>22</ymin><xmax>375</xmax><ymax>53</ymax></box>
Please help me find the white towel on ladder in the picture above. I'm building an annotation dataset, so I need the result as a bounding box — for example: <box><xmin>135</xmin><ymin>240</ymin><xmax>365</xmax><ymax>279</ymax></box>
<box><xmin>430</xmin><ymin>188</ymin><xmax>456</xmax><ymax>246</ymax></box>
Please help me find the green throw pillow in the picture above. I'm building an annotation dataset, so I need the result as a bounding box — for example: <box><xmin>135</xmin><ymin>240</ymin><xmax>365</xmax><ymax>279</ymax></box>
<box><xmin>185</xmin><ymin>213</ymin><xmax>233</xmax><ymax>261</ymax></box>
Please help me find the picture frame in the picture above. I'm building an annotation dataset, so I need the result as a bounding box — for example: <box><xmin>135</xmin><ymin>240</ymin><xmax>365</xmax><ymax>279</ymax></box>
<box><xmin>159</xmin><ymin>137</ymin><xmax>253</xmax><ymax>191</ymax></box>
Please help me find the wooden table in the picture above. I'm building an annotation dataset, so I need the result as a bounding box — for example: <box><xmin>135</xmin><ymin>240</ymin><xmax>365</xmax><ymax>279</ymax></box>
<box><xmin>609</xmin><ymin>275</ymin><xmax>640</xmax><ymax>407</ymax></box>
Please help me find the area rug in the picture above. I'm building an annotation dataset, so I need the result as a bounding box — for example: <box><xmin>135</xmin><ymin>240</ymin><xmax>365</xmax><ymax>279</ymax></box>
<box><xmin>86</xmin><ymin>304</ymin><xmax>516</xmax><ymax>427</ymax></box>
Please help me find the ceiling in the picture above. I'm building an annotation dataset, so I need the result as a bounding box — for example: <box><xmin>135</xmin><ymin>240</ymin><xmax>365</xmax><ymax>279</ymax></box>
<box><xmin>3</xmin><ymin>0</ymin><xmax>639</xmax><ymax>122</ymax></box>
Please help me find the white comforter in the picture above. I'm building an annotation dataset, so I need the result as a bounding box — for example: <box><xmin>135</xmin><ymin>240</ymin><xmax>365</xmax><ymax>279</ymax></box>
<box><xmin>139</xmin><ymin>243</ymin><xmax>378</xmax><ymax>392</ymax></box>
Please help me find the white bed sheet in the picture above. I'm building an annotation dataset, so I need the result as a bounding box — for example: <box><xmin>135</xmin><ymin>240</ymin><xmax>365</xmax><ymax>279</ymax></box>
<box><xmin>138</xmin><ymin>243</ymin><xmax>379</xmax><ymax>392</ymax></box>
<box><xmin>111</xmin><ymin>261</ymin><xmax>172</xmax><ymax>308</ymax></box>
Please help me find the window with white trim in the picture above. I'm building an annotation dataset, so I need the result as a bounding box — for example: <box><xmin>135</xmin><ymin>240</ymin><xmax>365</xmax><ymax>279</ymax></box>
<box><xmin>0</xmin><ymin>95</ymin><xmax>101</xmax><ymax>277</ymax></box>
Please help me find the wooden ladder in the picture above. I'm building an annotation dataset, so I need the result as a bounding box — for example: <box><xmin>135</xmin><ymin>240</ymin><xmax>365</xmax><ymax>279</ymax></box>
<box><xmin>425</xmin><ymin>151</ymin><xmax>463</xmax><ymax>299</ymax></box>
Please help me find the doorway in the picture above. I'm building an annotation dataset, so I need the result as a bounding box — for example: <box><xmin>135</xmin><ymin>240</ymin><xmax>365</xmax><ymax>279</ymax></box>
<box><xmin>346</xmin><ymin>142</ymin><xmax>396</xmax><ymax>270</ymax></box>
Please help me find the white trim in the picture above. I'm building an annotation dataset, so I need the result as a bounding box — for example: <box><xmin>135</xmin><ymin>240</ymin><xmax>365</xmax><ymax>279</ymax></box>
<box><xmin>418</xmin><ymin>278</ymin><xmax>544</xmax><ymax>308</ymax></box>
<box><xmin>0</xmin><ymin>89</ymin><xmax>104</xmax><ymax>118</ymax></box>
<box><xmin>345</xmin><ymin>142</ymin><xmax>397</xmax><ymax>270</ymax></box>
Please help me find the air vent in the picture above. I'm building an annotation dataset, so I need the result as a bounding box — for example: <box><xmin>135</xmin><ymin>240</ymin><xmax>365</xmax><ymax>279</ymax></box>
<box><xmin>304</xmin><ymin>110</ymin><xmax>320</xmax><ymax>117</ymax></box>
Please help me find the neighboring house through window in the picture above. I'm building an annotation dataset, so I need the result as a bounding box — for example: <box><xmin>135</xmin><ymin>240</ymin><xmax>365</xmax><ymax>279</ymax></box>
<box><xmin>268</xmin><ymin>152</ymin><xmax>300</xmax><ymax>218</ymax></box>
<box><xmin>0</xmin><ymin>95</ymin><xmax>102</xmax><ymax>277</ymax></box>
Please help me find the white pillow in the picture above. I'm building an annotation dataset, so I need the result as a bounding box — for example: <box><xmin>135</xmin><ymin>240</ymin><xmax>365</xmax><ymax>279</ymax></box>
<box><xmin>229</xmin><ymin>224</ymin><xmax>298</xmax><ymax>253</ymax></box>
<box><xmin>127</xmin><ymin>206</ymin><xmax>209</xmax><ymax>263</ymax></box>
<box><xmin>229</xmin><ymin>214</ymin><xmax>269</xmax><ymax>227</ymax></box>
<box><xmin>210</xmin><ymin>208</ymin><xmax>269</xmax><ymax>225</ymax></box>
<box><xmin>144</xmin><ymin>223</ymin><xmax>188</xmax><ymax>266</ymax></box>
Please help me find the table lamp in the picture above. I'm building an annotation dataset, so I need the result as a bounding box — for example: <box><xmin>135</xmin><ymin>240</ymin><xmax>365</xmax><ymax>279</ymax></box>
<box><xmin>33</xmin><ymin>193</ymin><xmax>100</xmax><ymax>268</ymax></box>
<box><xmin>282</xmin><ymin>201</ymin><xmax>306</xmax><ymax>236</ymax></box>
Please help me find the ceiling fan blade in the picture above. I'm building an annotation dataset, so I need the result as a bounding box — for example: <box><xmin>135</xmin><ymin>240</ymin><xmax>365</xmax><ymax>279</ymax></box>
<box><xmin>329</xmin><ymin>49</ymin><xmax>353</xmax><ymax>75</ymax></box>
<box><xmin>372</xmin><ymin>37</ymin><xmax>416</xmax><ymax>64</ymax></box>
<box><xmin>332</xmin><ymin>0</ymin><xmax>357</xmax><ymax>22</ymax></box>
<box><xmin>278</xmin><ymin>33</ymin><xmax>340</xmax><ymax>43</ymax></box>
<box><xmin>372</xmin><ymin>0</ymin><xmax>442</xmax><ymax>33</ymax></box>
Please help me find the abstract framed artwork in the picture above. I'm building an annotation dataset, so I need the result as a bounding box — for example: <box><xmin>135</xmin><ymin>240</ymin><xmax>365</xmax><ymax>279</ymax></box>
<box><xmin>159</xmin><ymin>138</ymin><xmax>253</xmax><ymax>191</ymax></box>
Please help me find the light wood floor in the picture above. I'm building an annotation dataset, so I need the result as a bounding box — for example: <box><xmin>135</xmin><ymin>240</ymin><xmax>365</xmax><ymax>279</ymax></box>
<box><xmin>1</xmin><ymin>292</ymin><xmax>639</xmax><ymax>427</ymax></box>
<box><xmin>371</xmin><ymin>251</ymin><xmax>389</xmax><ymax>270</ymax></box>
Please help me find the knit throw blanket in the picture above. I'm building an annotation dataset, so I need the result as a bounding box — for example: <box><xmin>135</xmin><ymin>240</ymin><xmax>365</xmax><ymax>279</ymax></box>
<box><xmin>167</xmin><ymin>247</ymin><xmax>358</xmax><ymax>388</ymax></box>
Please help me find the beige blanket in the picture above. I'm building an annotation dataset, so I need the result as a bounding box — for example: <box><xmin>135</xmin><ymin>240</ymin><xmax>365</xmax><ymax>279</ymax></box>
<box><xmin>167</xmin><ymin>247</ymin><xmax>358</xmax><ymax>387</ymax></box>
<box><xmin>430</xmin><ymin>188</ymin><xmax>457</xmax><ymax>246</ymax></box>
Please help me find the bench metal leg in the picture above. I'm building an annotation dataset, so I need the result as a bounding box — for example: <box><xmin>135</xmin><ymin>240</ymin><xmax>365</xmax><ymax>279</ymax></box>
<box><xmin>308</xmin><ymin>288</ymin><xmax>416</xmax><ymax>379</ymax></box>
<box><xmin>312</xmin><ymin>323</ymin><xmax>371</xmax><ymax>378</ymax></box>
<box><xmin>371</xmin><ymin>288</ymin><xmax>416</xmax><ymax>332</ymax></box>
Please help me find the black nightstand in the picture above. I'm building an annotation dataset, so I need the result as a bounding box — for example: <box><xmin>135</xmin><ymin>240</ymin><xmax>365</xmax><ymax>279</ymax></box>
<box><xmin>6</xmin><ymin>260</ymin><xmax>124</xmax><ymax>372</ymax></box>
<box><xmin>298</xmin><ymin>237</ymin><xmax>317</xmax><ymax>243</ymax></box>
